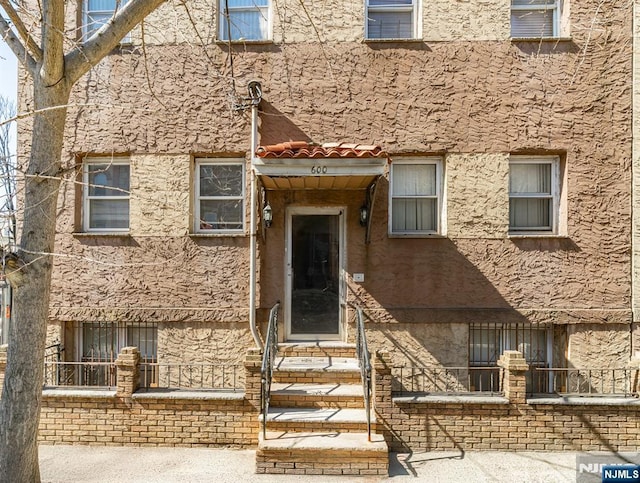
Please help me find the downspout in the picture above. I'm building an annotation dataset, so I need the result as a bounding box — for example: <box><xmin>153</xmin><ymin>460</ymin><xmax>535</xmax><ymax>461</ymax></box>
<box><xmin>249</xmin><ymin>82</ymin><xmax>263</xmax><ymax>350</ymax></box>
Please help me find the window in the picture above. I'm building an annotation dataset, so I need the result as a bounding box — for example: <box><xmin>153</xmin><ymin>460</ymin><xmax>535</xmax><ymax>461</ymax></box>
<box><xmin>511</xmin><ymin>0</ymin><xmax>559</xmax><ymax>38</ymax></box>
<box><xmin>366</xmin><ymin>0</ymin><xmax>416</xmax><ymax>39</ymax></box>
<box><xmin>195</xmin><ymin>159</ymin><xmax>245</xmax><ymax>233</ymax></box>
<box><xmin>219</xmin><ymin>0</ymin><xmax>270</xmax><ymax>41</ymax></box>
<box><xmin>83</xmin><ymin>159</ymin><xmax>130</xmax><ymax>232</ymax></box>
<box><xmin>84</xmin><ymin>0</ymin><xmax>129</xmax><ymax>39</ymax></box>
<box><xmin>470</xmin><ymin>322</ymin><xmax>552</xmax><ymax>393</ymax></box>
<box><xmin>389</xmin><ymin>158</ymin><xmax>442</xmax><ymax>235</ymax></box>
<box><xmin>80</xmin><ymin>322</ymin><xmax>157</xmax><ymax>363</ymax></box>
<box><xmin>509</xmin><ymin>156</ymin><xmax>559</xmax><ymax>233</ymax></box>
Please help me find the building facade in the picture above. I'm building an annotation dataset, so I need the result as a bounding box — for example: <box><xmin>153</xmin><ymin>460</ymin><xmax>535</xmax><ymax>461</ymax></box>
<box><xmin>18</xmin><ymin>0</ymin><xmax>633</xmax><ymax>399</ymax></box>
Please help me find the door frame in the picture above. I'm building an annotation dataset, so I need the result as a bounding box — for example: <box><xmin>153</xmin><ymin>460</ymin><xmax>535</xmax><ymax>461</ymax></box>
<box><xmin>284</xmin><ymin>206</ymin><xmax>346</xmax><ymax>341</ymax></box>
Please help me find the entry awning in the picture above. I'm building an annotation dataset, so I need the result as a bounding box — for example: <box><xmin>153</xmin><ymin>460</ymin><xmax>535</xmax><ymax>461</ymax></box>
<box><xmin>253</xmin><ymin>142</ymin><xmax>389</xmax><ymax>190</ymax></box>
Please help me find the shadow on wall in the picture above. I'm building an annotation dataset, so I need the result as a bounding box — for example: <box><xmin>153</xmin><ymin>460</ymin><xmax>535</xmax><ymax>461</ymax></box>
<box><xmin>259</xmin><ymin>101</ymin><xmax>313</xmax><ymax>146</ymax></box>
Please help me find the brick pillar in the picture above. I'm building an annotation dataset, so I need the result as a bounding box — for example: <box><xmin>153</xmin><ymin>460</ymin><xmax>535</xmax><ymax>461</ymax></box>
<box><xmin>244</xmin><ymin>348</ymin><xmax>263</xmax><ymax>410</ymax></box>
<box><xmin>115</xmin><ymin>346</ymin><xmax>140</xmax><ymax>397</ymax></box>
<box><xmin>373</xmin><ymin>350</ymin><xmax>395</xmax><ymax>444</ymax></box>
<box><xmin>497</xmin><ymin>350</ymin><xmax>529</xmax><ymax>404</ymax></box>
<box><xmin>0</xmin><ymin>344</ymin><xmax>7</xmax><ymax>394</ymax></box>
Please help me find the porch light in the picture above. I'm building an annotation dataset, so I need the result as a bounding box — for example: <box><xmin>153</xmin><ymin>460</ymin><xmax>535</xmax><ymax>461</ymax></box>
<box><xmin>263</xmin><ymin>202</ymin><xmax>273</xmax><ymax>228</ymax></box>
<box><xmin>359</xmin><ymin>205</ymin><xmax>368</xmax><ymax>227</ymax></box>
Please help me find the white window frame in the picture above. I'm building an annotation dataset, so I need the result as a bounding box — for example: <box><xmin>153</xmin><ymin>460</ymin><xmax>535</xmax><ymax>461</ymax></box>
<box><xmin>509</xmin><ymin>156</ymin><xmax>560</xmax><ymax>235</ymax></box>
<box><xmin>83</xmin><ymin>0</ymin><xmax>130</xmax><ymax>42</ymax></box>
<box><xmin>389</xmin><ymin>157</ymin><xmax>443</xmax><ymax>236</ymax></box>
<box><xmin>83</xmin><ymin>158</ymin><xmax>130</xmax><ymax>233</ymax></box>
<box><xmin>78</xmin><ymin>322</ymin><xmax>157</xmax><ymax>363</ymax></box>
<box><xmin>218</xmin><ymin>0</ymin><xmax>271</xmax><ymax>42</ymax></box>
<box><xmin>510</xmin><ymin>0</ymin><xmax>559</xmax><ymax>38</ymax></box>
<box><xmin>194</xmin><ymin>158</ymin><xmax>246</xmax><ymax>234</ymax></box>
<box><xmin>365</xmin><ymin>0</ymin><xmax>418</xmax><ymax>40</ymax></box>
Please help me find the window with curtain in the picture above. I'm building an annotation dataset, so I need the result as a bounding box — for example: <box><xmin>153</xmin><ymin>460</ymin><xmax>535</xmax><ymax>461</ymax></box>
<box><xmin>83</xmin><ymin>159</ymin><xmax>130</xmax><ymax>232</ymax></box>
<box><xmin>510</xmin><ymin>0</ymin><xmax>558</xmax><ymax>38</ymax></box>
<box><xmin>195</xmin><ymin>159</ymin><xmax>245</xmax><ymax>233</ymax></box>
<box><xmin>84</xmin><ymin>0</ymin><xmax>129</xmax><ymax>39</ymax></box>
<box><xmin>509</xmin><ymin>156</ymin><xmax>558</xmax><ymax>233</ymax></box>
<box><xmin>219</xmin><ymin>0</ymin><xmax>270</xmax><ymax>41</ymax></box>
<box><xmin>366</xmin><ymin>0</ymin><xmax>416</xmax><ymax>39</ymax></box>
<box><xmin>390</xmin><ymin>159</ymin><xmax>440</xmax><ymax>235</ymax></box>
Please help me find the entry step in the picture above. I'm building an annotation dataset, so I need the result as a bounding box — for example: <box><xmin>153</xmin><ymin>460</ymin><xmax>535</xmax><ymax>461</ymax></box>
<box><xmin>274</xmin><ymin>357</ymin><xmax>359</xmax><ymax>371</ymax></box>
<box><xmin>262</xmin><ymin>407</ymin><xmax>373</xmax><ymax>423</ymax></box>
<box><xmin>278</xmin><ymin>342</ymin><xmax>356</xmax><ymax>358</ymax></box>
<box><xmin>257</xmin><ymin>431</ymin><xmax>388</xmax><ymax>476</ymax></box>
<box><xmin>271</xmin><ymin>383</ymin><xmax>363</xmax><ymax>397</ymax></box>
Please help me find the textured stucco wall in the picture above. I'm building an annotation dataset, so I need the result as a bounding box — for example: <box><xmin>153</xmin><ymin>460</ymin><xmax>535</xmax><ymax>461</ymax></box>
<box><xmin>31</xmin><ymin>0</ymin><xmax>634</xmax><ymax>366</ymax></box>
<box><xmin>121</xmin><ymin>0</ymin><xmax>511</xmax><ymax>45</ymax></box>
<box><xmin>566</xmin><ymin>324</ymin><xmax>631</xmax><ymax>368</ymax></box>
<box><xmin>445</xmin><ymin>153</ymin><xmax>509</xmax><ymax>238</ymax></box>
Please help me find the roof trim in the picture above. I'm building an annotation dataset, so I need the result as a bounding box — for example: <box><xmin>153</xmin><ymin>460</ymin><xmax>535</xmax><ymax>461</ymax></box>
<box><xmin>255</xmin><ymin>141</ymin><xmax>388</xmax><ymax>159</ymax></box>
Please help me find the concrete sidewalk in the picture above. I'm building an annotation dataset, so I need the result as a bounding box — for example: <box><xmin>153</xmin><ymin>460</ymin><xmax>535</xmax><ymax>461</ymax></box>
<box><xmin>39</xmin><ymin>445</ymin><xmax>579</xmax><ymax>482</ymax></box>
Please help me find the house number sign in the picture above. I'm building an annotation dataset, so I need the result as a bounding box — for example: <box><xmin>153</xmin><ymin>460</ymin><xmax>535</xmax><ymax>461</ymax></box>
<box><xmin>310</xmin><ymin>165</ymin><xmax>328</xmax><ymax>174</ymax></box>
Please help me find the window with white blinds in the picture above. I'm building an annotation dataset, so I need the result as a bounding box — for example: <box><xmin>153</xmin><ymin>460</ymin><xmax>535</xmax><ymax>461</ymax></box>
<box><xmin>509</xmin><ymin>156</ymin><xmax>559</xmax><ymax>233</ymax></box>
<box><xmin>389</xmin><ymin>158</ymin><xmax>442</xmax><ymax>235</ymax></box>
<box><xmin>366</xmin><ymin>0</ymin><xmax>416</xmax><ymax>39</ymax></box>
<box><xmin>510</xmin><ymin>0</ymin><xmax>558</xmax><ymax>38</ymax></box>
<box><xmin>219</xmin><ymin>0</ymin><xmax>270</xmax><ymax>41</ymax></box>
<box><xmin>84</xmin><ymin>0</ymin><xmax>129</xmax><ymax>40</ymax></box>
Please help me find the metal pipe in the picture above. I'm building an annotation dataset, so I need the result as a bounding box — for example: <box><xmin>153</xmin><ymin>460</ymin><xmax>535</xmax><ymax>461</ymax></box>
<box><xmin>249</xmin><ymin>95</ymin><xmax>263</xmax><ymax>349</ymax></box>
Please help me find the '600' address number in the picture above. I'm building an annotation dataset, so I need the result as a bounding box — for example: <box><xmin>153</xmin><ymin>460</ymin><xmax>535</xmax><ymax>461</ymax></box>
<box><xmin>311</xmin><ymin>166</ymin><xmax>328</xmax><ymax>174</ymax></box>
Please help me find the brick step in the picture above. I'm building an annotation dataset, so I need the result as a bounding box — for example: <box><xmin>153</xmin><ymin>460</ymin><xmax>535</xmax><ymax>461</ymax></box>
<box><xmin>273</xmin><ymin>357</ymin><xmax>361</xmax><ymax>384</ymax></box>
<box><xmin>261</xmin><ymin>407</ymin><xmax>375</xmax><ymax>433</ymax></box>
<box><xmin>270</xmin><ymin>383</ymin><xmax>364</xmax><ymax>408</ymax></box>
<box><xmin>257</xmin><ymin>431</ymin><xmax>388</xmax><ymax>476</ymax></box>
<box><xmin>277</xmin><ymin>342</ymin><xmax>356</xmax><ymax>358</ymax></box>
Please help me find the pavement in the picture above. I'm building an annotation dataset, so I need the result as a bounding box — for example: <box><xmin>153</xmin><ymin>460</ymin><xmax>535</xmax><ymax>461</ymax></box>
<box><xmin>38</xmin><ymin>445</ymin><xmax>583</xmax><ymax>482</ymax></box>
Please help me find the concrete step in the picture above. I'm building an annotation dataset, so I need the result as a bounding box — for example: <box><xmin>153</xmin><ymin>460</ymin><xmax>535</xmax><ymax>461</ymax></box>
<box><xmin>261</xmin><ymin>407</ymin><xmax>375</xmax><ymax>433</ymax></box>
<box><xmin>278</xmin><ymin>342</ymin><xmax>356</xmax><ymax>358</ymax></box>
<box><xmin>270</xmin><ymin>383</ymin><xmax>365</xmax><ymax>408</ymax></box>
<box><xmin>257</xmin><ymin>431</ymin><xmax>388</xmax><ymax>476</ymax></box>
<box><xmin>273</xmin><ymin>356</ymin><xmax>361</xmax><ymax>384</ymax></box>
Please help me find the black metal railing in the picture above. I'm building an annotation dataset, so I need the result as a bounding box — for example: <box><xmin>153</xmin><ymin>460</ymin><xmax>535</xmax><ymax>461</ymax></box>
<box><xmin>355</xmin><ymin>307</ymin><xmax>372</xmax><ymax>442</ymax></box>
<box><xmin>392</xmin><ymin>366</ymin><xmax>503</xmax><ymax>396</ymax></box>
<box><xmin>139</xmin><ymin>362</ymin><xmax>244</xmax><ymax>391</ymax></box>
<box><xmin>260</xmin><ymin>301</ymin><xmax>280</xmax><ymax>440</ymax></box>
<box><xmin>43</xmin><ymin>361</ymin><xmax>117</xmax><ymax>388</ymax></box>
<box><xmin>528</xmin><ymin>367</ymin><xmax>639</xmax><ymax>397</ymax></box>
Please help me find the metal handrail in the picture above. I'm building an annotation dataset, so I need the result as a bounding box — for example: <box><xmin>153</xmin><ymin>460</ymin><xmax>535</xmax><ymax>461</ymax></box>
<box><xmin>260</xmin><ymin>301</ymin><xmax>280</xmax><ymax>440</ymax></box>
<box><xmin>355</xmin><ymin>306</ymin><xmax>372</xmax><ymax>442</ymax></box>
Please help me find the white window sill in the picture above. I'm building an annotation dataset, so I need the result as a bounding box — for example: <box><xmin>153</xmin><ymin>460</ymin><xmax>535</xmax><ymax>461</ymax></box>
<box><xmin>363</xmin><ymin>38</ymin><xmax>423</xmax><ymax>43</ymax></box>
<box><xmin>508</xmin><ymin>233</ymin><xmax>568</xmax><ymax>239</ymax></box>
<box><xmin>215</xmin><ymin>39</ymin><xmax>273</xmax><ymax>45</ymax></box>
<box><xmin>510</xmin><ymin>37</ymin><xmax>572</xmax><ymax>42</ymax></box>
<box><xmin>388</xmin><ymin>233</ymin><xmax>446</xmax><ymax>239</ymax></box>
<box><xmin>190</xmin><ymin>233</ymin><xmax>247</xmax><ymax>238</ymax></box>
<box><xmin>73</xmin><ymin>232</ymin><xmax>131</xmax><ymax>237</ymax></box>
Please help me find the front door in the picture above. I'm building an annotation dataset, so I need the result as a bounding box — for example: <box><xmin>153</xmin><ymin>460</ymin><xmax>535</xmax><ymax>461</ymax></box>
<box><xmin>286</xmin><ymin>207</ymin><xmax>344</xmax><ymax>340</ymax></box>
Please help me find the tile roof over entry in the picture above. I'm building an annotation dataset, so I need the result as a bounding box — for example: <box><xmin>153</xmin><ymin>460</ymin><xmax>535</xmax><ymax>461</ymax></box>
<box><xmin>255</xmin><ymin>142</ymin><xmax>387</xmax><ymax>159</ymax></box>
<box><xmin>253</xmin><ymin>142</ymin><xmax>389</xmax><ymax>190</ymax></box>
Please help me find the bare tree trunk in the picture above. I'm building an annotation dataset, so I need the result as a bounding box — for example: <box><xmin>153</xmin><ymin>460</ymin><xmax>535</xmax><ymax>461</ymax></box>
<box><xmin>0</xmin><ymin>76</ymin><xmax>70</xmax><ymax>483</ymax></box>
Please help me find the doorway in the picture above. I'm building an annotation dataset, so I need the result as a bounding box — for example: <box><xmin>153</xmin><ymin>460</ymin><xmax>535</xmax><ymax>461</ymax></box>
<box><xmin>286</xmin><ymin>207</ymin><xmax>344</xmax><ymax>341</ymax></box>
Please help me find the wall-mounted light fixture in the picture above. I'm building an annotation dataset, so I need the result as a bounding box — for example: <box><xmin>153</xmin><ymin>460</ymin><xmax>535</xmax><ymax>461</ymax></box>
<box><xmin>359</xmin><ymin>205</ymin><xmax>368</xmax><ymax>227</ymax></box>
<box><xmin>263</xmin><ymin>202</ymin><xmax>273</xmax><ymax>228</ymax></box>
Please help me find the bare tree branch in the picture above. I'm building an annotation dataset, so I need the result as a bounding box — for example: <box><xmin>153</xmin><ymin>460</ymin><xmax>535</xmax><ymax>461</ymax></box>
<box><xmin>40</xmin><ymin>0</ymin><xmax>65</xmax><ymax>86</ymax></box>
<box><xmin>0</xmin><ymin>0</ymin><xmax>43</xmax><ymax>62</ymax></box>
<box><xmin>0</xmin><ymin>15</ymin><xmax>36</xmax><ymax>74</ymax></box>
<box><xmin>66</xmin><ymin>0</ymin><xmax>168</xmax><ymax>84</ymax></box>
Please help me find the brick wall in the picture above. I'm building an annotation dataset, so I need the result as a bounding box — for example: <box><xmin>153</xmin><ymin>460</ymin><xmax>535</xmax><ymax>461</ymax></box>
<box><xmin>375</xmin><ymin>350</ymin><xmax>640</xmax><ymax>453</ymax></box>
<box><xmin>38</xmin><ymin>392</ymin><xmax>257</xmax><ymax>447</ymax></box>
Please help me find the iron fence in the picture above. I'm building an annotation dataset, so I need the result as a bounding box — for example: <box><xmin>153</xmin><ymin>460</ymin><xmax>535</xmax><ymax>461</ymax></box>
<box><xmin>392</xmin><ymin>365</ymin><xmax>504</xmax><ymax>396</ymax></box>
<box><xmin>528</xmin><ymin>367</ymin><xmax>639</xmax><ymax>397</ymax></box>
<box><xmin>139</xmin><ymin>362</ymin><xmax>244</xmax><ymax>391</ymax></box>
<box><xmin>43</xmin><ymin>361</ymin><xmax>117</xmax><ymax>388</ymax></box>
